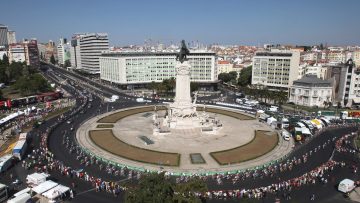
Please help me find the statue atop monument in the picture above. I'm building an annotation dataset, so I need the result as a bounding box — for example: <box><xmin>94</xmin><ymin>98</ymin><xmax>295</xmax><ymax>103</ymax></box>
<box><xmin>176</xmin><ymin>40</ymin><xmax>190</xmax><ymax>63</ymax></box>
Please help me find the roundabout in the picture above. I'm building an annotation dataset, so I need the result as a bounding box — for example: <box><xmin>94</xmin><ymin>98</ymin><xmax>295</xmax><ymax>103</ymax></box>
<box><xmin>76</xmin><ymin>105</ymin><xmax>292</xmax><ymax>175</ymax></box>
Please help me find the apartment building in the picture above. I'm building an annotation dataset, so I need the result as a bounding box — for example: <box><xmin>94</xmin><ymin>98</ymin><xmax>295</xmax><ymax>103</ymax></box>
<box><xmin>251</xmin><ymin>49</ymin><xmax>300</xmax><ymax>90</ymax></box>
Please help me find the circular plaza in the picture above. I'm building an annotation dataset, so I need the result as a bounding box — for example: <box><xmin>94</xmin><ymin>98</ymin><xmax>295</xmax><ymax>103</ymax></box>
<box><xmin>76</xmin><ymin>105</ymin><xmax>294</xmax><ymax>175</ymax></box>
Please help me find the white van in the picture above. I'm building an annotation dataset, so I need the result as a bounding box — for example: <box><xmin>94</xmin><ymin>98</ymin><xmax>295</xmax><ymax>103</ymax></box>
<box><xmin>281</xmin><ymin>130</ymin><xmax>291</xmax><ymax>141</ymax></box>
<box><xmin>338</xmin><ymin>179</ymin><xmax>356</xmax><ymax>193</ymax></box>
<box><xmin>136</xmin><ymin>98</ymin><xmax>145</xmax><ymax>103</ymax></box>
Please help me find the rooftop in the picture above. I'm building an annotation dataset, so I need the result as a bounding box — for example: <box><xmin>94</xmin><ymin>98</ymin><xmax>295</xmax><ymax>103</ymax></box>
<box><xmin>293</xmin><ymin>75</ymin><xmax>333</xmax><ymax>87</ymax></box>
<box><xmin>101</xmin><ymin>51</ymin><xmax>215</xmax><ymax>57</ymax></box>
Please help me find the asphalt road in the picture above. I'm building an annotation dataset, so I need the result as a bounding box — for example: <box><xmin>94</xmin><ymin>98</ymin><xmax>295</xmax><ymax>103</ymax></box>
<box><xmin>1</xmin><ymin>64</ymin><xmax>359</xmax><ymax>203</ymax></box>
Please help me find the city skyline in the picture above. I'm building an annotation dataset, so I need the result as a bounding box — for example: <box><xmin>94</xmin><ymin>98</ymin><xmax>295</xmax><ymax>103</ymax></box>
<box><xmin>0</xmin><ymin>0</ymin><xmax>360</xmax><ymax>46</ymax></box>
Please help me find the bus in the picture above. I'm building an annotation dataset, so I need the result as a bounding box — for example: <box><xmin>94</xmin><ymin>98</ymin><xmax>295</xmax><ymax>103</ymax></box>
<box><xmin>12</xmin><ymin>140</ymin><xmax>28</xmax><ymax>160</ymax></box>
<box><xmin>0</xmin><ymin>155</ymin><xmax>13</xmax><ymax>173</ymax></box>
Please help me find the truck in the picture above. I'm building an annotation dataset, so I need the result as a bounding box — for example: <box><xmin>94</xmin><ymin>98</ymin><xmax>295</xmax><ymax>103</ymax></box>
<box><xmin>12</xmin><ymin>140</ymin><xmax>27</xmax><ymax>160</ymax></box>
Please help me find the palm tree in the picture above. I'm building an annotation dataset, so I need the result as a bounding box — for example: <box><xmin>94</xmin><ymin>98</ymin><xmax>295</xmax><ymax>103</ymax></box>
<box><xmin>169</xmin><ymin>77</ymin><xmax>176</xmax><ymax>94</ymax></box>
<box><xmin>147</xmin><ymin>81</ymin><xmax>157</xmax><ymax>98</ymax></box>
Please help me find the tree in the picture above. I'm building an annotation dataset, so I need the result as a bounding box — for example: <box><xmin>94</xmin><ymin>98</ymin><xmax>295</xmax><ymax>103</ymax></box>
<box><xmin>8</xmin><ymin>62</ymin><xmax>24</xmax><ymax>81</ymax></box>
<box><xmin>190</xmin><ymin>82</ymin><xmax>199</xmax><ymax>92</ymax></box>
<box><xmin>238</xmin><ymin>66</ymin><xmax>252</xmax><ymax>87</ymax></box>
<box><xmin>147</xmin><ymin>81</ymin><xmax>157</xmax><ymax>97</ymax></box>
<box><xmin>2</xmin><ymin>54</ymin><xmax>9</xmax><ymax>66</ymax></box>
<box><xmin>0</xmin><ymin>65</ymin><xmax>8</xmax><ymax>84</ymax></box>
<box><xmin>156</xmin><ymin>83</ymin><xmax>165</xmax><ymax>96</ymax></box>
<box><xmin>50</xmin><ymin>54</ymin><xmax>56</xmax><ymax>65</ymax></box>
<box><xmin>125</xmin><ymin>173</ymin><xmax>174</xmax><ymax>203</ymax></box>
<box><xmin>228</xmin><ymin>71</ymin><xmax>238</xmax><ymax>81</ymax></box>
<box><xmin>15</xmin><ymin>73</ymin><xmax>49</xmax><ymax>96</ymax></box>
<box><xmin>162</xmin><ymin>78</ymin><xmax>175</xmax><ymax>95</ymax></box>
<box><xmin>218</xmin><ymin>73</ymin><xmax>231</xmax><ymax>83</ymax></box>
<box><xmin>125</xmin><ymin>173</ymin><xmax>206</xmax><ymax>203</ymax></box>
<box><xmin>169</xmin><ymin>77</ymin><xmax>176</xmax><ymax>93</ymax></box>
<box><xmin>64</xmin><ymin>59</ymin><xmax>71</xmax><ymax>68</ymax></box>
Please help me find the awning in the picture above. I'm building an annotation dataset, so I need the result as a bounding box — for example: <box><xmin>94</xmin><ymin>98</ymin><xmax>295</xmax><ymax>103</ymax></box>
<box><xmin>42</xmin><ymin>185</ymin><xmax>70</xmax><ymax>199</ymax></box>
<box><xmin>301</xmin><ymin>127</ymin><xmax>312</xmax><ymax>135</ymax></box>
<box><xmin>353</xmin><ymin>98</ymin><xmax>360</xmax><ymax>104</ymax></box>
<box><xmin>32</xmin><ymin>180</ymin><xmax>58</xmax><ymax>194</ymax></box>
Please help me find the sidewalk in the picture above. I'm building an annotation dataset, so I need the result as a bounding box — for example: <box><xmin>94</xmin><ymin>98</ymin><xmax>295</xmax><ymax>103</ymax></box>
<box><xmin>350</xmin><ymin>187</ymin><xmax>360</xmax><ymax>202</ymax></box>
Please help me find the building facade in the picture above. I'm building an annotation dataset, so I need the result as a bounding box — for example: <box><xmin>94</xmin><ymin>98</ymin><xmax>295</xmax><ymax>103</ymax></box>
<box><xmin>24</xmin><ymin>39</ymin><xmax>40</xmax><ymax>68</ymax></box>
<box><xmin>327</xmin><ymin>51</ymin><xmax>346</xmax><ymax>63</ymax></box>
<box><xmin>353</xmin><ymin>50</ymin><xmax>360</xmax><ymax>68</ymax></box>
<box><xmin>57</xmin><ymin>38</ymin><xmax>71</xmax><ymax>66</ymax></box>
<box><xmin>8</xmin><ymin>43</ymin><xmax>26</xmax><ymax>63</ymax></box>
<box><xmin>100</xmin><ymin>52</ymin><xmax>217</xmax><ymax>88</ymax></box>
<box><xmin>0</xmin><ymin>24</ymin><xmax>8</xmax><ymax>47</ymax></box>
<box><xmin>251</xmin><ymin>49</ymin><xmax>300</xmax><ymax>89</ymax></box>
<box><xmin>7</xmin><ymin>30</ymin><xmax>16</xmax><ymax>44</ymax></box>
<box><xmin>70</xmin><ymin>33</ymin><xmax>109</xmax><ymax>74</ymax></box>
<box><xmin>217</xmin><ymin>60</ymin><xmax>234</xmax><ymax>76</ymax></box>
<box><xmin>323</xmin><ymin>59</ymin><xmax>354</xmax><ymax>106</ymax></box>
<box><xmin>8</xmin><ymin>40</ymin><xmax>40</xmax><ymax>67</ymax></box>
<box><xmin>70</xmin><ymin>34</ymin><xmax>82</xmax><ymax>69</ymax></box>
<box><xmin>289</xmin><ymin>75</ymin><xmax>333</xmax><ymax>107</ymax></box>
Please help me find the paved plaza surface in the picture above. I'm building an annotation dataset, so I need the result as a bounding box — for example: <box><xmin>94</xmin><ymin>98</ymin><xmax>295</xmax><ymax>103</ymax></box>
<box><xmin>77</xmin><ymin>106</ymin><xmax>294</xmax><ymax>174</ymax></box>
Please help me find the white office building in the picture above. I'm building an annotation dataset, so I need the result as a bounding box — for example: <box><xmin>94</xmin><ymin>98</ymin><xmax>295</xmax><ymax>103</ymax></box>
<box><xmin>70</xmin><ymin>33</ymin><xmax>109</xmax><ymax>74</ymax></box>
<box><xmin>57</xmin><ymin>38</ymin><xmax>71</xmax><ymax>66</ymax></box>
<box><xmin>7</xmin><ymin>30</ymin><xmax>16</xmax><ymax>44</ymax></box>
<box><xmin>100</xmin><ymin>52</ymin><xmax>217</xmax><ymax>89</ymax></box>
<box><xmin>251</xmin><ymin>49</ymin><xmax>300</xmax><ymax>89</ymax></box>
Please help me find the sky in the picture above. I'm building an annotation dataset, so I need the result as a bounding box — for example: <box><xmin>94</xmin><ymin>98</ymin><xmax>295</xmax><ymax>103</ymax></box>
<box><xmin>1</xmin><ymin>0</ymin><xmax>359</xmax><ymax>46</ymax></box>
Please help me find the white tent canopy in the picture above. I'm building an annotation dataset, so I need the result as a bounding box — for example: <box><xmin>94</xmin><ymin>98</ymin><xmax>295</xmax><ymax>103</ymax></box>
<box><xmin>42</xmin><ymin>185</ymin><xmax>70</xmax><ymax>199</ymax></box>
<box><xmin>296</xmin><ymin>122</ymin><xmax>305</xmax><ymax>128</ymax></box>
<box><xmin>13</xmin><ymin>187</ymin><xmax>31</xmax><ymax>197</ymax></box>
<box><xmin>301</xmin><ymin>127</ymin><xmax>312</xmax><ymax>136</ymax></box>
<box><xmin>27</xmin><ymin>172</ymin><xmax>49</xmax><ymax>186</ymax></box>
<box><xmin>32</xmin><ymin>180</ymin><xmax>58</xmax><ymax>194</ymax></box>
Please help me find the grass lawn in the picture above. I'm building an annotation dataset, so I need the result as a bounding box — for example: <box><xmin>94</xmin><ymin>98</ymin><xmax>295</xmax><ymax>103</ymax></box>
<box><xmin>2</xmin><ymin>86</ymin><xmax>21</xmax><ymax>99</ymax></box>
<box><xmin>196</xmin><ymin>106</ymin><xmax>254</xmax><ymax>120</ymax></box>
<box><xmin>89</xmin><ymin>129</ymin><xmax>180</xmax><ymax>166</ymax></box>
<box><xmin>98</xmin><ymin>106</ymin><xmax>167</xmax><ymax>123</ymax></box>
<box><xmin>44</xmin><ymin>106</ymin><xmax>72</xmax><ymax>121</ymax></box>
<box><xmin>210</xmin><ymin>130</ymin><xmax>279</xmax><ymax>165</ymax></box>
<box><xmin>283</xmin><ymin>103</ymin><xmax>347</xmax><ymax>114</ymax></box>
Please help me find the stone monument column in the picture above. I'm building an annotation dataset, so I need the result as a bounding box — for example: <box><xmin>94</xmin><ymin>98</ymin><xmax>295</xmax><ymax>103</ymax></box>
<box><xmin>173</xmin><ymin>61</ymin><xmax>192</xmax><ymax>108</ymax></box>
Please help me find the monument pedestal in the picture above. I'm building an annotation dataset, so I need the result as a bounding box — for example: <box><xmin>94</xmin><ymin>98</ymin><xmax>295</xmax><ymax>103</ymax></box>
<box><xmin>154</xmin><ymin>60</ymin><xmax>222</xmax><ymax>134</ymax></box>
